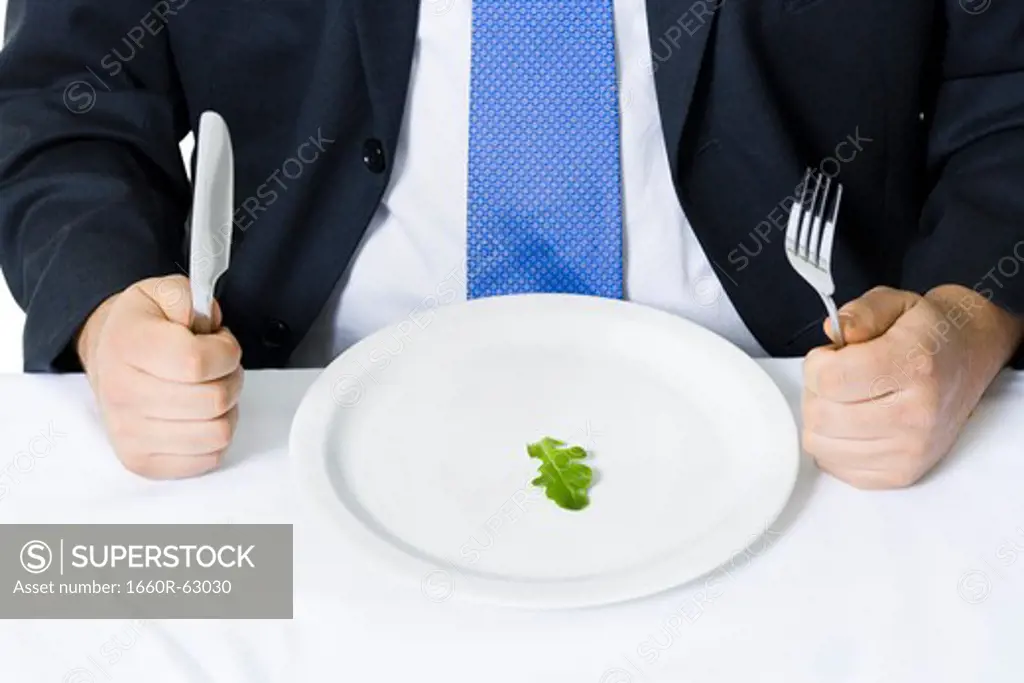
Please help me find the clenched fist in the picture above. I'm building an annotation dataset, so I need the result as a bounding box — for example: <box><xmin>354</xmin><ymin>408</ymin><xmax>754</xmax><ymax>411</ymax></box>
<box><xmin>76</xmin><ymin>276</ymin><xmax>243</xmax><ymax>479</ymax></box>
<box><xmin>802</xmin><ymin>285</ymin><xmax>1023</xmax><ymax>490</ymax></box>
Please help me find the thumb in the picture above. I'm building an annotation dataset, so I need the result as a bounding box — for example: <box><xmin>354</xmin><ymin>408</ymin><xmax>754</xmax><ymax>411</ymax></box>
<box><xmin>139</xmin><ymin>275</ymin><xmax>223</xmax><ymax>330</ymax></box>
<box><xmin>825</xmin><ymin>286</ymin><xmax>922</xmax><ymax>344</ymax></box>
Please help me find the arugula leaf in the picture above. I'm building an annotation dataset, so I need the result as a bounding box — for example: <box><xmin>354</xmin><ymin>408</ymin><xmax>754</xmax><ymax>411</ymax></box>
<box><xmin>527</xmin><ymin>437</ymin><xmax>593</xmax><ymax>511</ymax></box>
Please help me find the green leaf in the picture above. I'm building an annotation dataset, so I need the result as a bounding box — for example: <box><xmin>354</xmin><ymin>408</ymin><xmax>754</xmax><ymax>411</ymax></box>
<box><xmin>527</xmin><ymin>437</ymin><xmax>593</xmax><ymax>511</ymax></box>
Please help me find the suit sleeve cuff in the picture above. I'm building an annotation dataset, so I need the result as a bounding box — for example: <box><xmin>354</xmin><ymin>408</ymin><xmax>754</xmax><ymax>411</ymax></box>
<box><xmin>21</xmin><ymin>223</ymin><xmax>181</xmax><ymax>373</ymax></box>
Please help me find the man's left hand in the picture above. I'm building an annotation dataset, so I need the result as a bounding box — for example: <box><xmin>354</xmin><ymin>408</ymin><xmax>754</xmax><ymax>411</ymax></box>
<box><xmin>802</xmin><ymin>284</ymin><xmax>1024</xmax><ymax>489</ymax></box>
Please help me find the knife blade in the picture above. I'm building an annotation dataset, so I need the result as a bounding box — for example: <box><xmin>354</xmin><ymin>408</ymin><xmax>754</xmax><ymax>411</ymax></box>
<box><xmin>189</xmin><ymin>111</ymin><xmax>235</xmax><ymax>335</ymax></box>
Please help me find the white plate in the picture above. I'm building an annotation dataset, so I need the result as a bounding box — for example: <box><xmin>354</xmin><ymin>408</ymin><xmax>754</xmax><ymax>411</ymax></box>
<box><xmin>290</xmin><ymin>294</ymin><xmax>798</xmax><ymax>609</ymax></box>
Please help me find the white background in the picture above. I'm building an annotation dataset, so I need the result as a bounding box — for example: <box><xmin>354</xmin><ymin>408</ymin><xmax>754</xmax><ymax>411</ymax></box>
<box><xmin>0</xmin><ymin>0</ymin><xmax>195</xmax><ymax>372</ymax></box>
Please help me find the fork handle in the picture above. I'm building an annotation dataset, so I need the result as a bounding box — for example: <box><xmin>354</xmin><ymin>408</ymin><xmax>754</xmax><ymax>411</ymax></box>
<box><xmin>822</xmin><ymin>295</ymin><xmax>845</xmax><ymax>348</ymax></box>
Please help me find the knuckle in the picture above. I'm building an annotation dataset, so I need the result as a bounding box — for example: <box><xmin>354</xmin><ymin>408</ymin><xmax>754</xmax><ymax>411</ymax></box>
<box><xmin>173</xmin><ymin>453</ymin><xmax>221</xmax><ymax>479</ymax></box>
<box><xmin>189</xmin><ymin>455</ymin><xmax>223</xmax><ymax>477</ymax></box>
<box><xmin>902</xmin><ymin>436</ymin><xmax>932</xmax><ymax>463</ymax></box>
<box><xmin>843</xmin><ymin>472</ymin><xmax>880</xmax><ymax>491</ymax></box>
<box><xmin>800</xmin><ymin>428</ymin><xmax>814</xmax><ymax>454</ymax></box>
<box><xmin>898</xmin><ymin>402</ymin><xmax>936</xmax><ymax>433</ymax></box>
<box><xmin>869</xmin><ymin>285</ymin><xmax>920</xmax><ymax>305</ymax></box>
<box><xmin>802</xmin><ymin>399</ymin><xmax>825</xmax><ymax>434</ymax></box>
<box><xmin>206</xmin><ymin>418</ymin><xmax>234</xmax><ymax>451</ymax></box>
<box><xmin>153</xmin><ymin>279</ymin><xmax>183</xmax><ymax>309</ymax></box>
<box><xmin>182</xmin><ymin>348</ymin><xmax>207</xmax><ymax>382</ymax></box>
<box><xmin>105</xmin><ymin>414</ymin><xmax>134</xmax><ymax>444</ymax></box>
<box><xmin>887</xmin><ymin>465</ymin><xmax>923</xmax><ymax>489</ymax></box>
<box><xmin>892</xmin><ymin>370</ymin><xmax>938</xmax><ymax>402</ymax></box>
<box><xmin>843</xmin><ymin>301</ymin><xmax>871</xmax><ymax>325</ymax></box>
<box><xmin>911</xmin><ymin>350</ymin><xmax>936</xmax><ymax>378</ymax></box>
<box><xmin>801</xmin><ymin>428</ymin><xmax>825</xmax><ymax>459</ymax></box>
<box><xmin>818</xmin><ymin>364</ymin><xmax>846</xmax><ymax>397</ymax></box>
<box><xmin>804</xmin><ymin>353</ymin><xmax>830</xmax><ymax>395</ymax></box>
<box><xmin>100</xmin><ymin>374</ymin><xmax>132</xmax><ymax>406</ymax></box>
<box><xmin>811</xmin><ymin>452</ymin><xmax>847</xmax><ymax>482</ymax></box>
<box><xmin>226</xmin><ymin>337</ymin><xmax>244</xmax><ymax>363</ymax></box>
<box><xmin>207</xmin><ymin>383</ymin><xmax>233</xmax><ymax>416</ymax></box>
<box><xmin>919</xmin><ymin>295</ymin><xmax>943</xmax><ymax>316</ymax></box>
<box><xmin>119</xmin><ymin>452</ymin><xmax>158</xmax><ymax>479</ymax></box>
<box><xmin>804</xmin><ymin>346</ymin><xmax>827</xmax><ymax>369</ymax></box>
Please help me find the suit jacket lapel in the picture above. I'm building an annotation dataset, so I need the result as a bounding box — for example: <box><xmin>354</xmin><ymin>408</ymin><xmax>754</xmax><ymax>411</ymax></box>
<box><xmin>645</xmin><ymin>0</ymin><xmax>721</xmax><ymax>177</ymax></box>
<box><xmin>351</xmin><ymin>0</ymin><xmax>421</xmax><ymax>146</ymax></box>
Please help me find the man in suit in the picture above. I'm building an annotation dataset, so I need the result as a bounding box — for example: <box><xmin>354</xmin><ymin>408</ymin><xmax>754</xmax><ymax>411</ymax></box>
<box><xmin>1</xmin><ymin>0</ymin><xmax>1022</xmax><ymax>487</ymax></box>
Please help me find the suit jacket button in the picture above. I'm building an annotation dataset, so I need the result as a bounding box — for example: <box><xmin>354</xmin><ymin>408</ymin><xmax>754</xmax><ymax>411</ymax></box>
<box><xmin>362</xmin><ymin>138</ymin><xmax>387</xmax><ymax>174</ymax></box>
<box><xmin>262</xmin><ymin>320</ymin><xmax>291</xmax><ymax>348</ymax></box>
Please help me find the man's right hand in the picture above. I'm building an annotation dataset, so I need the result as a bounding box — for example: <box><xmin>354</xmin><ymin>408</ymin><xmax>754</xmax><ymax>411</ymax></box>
<box><xmin>76</xmin><ymin>275</ymin><xmax>243</xmax><ymax>479</ymax></box>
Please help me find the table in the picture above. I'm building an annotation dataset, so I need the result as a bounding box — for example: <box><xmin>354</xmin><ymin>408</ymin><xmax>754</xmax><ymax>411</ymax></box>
<box><xmin>1</xmin><ymin>361</ymin><xmax>1022</xmax><ymax>682</ymax></box>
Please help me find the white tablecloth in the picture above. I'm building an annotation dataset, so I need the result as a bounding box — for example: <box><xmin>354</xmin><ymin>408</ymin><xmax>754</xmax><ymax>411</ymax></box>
<box><xmin>1</xmin><ymin>361</ymin><xmax>1022</xmax><ymax>683</ymax></box>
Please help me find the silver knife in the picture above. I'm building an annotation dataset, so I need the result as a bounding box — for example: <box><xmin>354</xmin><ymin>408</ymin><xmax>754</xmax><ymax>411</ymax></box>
<box><xmin>189</xmin><ymin>111</ymin><xmax>235</xmax><ymax>335</ymax></box>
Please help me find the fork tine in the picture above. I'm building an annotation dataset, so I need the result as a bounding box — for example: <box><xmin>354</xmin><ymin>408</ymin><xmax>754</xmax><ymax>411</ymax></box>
<box><xmin>819</xmin><ymin>182</ymin><xmax>843</xmax><ymax>270</ymax></box>
<box><xmin>799</xmin><ymin>171</ymin><xmax>822</xmax><ymax>258</ymax></box>
<box><xmin>786</xmin><ymin>168</ymin><xmax>812</xmax><ymax>253</ymax></box>
<box><xmin>808</xmin><ymin>174</ymin><xmax>830</xmax><ymax>265</ymax></box>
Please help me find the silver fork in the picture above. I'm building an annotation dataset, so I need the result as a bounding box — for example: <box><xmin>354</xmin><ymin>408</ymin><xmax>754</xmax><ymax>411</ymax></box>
<box><xmin>785</xmin><ymin>168</ymin><xmax>845</xmax><ymax>347</ymax></box>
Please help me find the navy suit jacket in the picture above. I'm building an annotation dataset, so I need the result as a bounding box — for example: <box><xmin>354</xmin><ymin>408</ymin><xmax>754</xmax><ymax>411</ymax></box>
<box><xmin>2</xmin><ymin>0</ymin><xmax>1023</xmax><ymax>371</ymax></box>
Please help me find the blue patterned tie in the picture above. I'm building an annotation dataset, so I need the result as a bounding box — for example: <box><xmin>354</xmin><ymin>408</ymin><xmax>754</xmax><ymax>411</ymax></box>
<box><xmin>467</xmin><ymin>0</ymin><xmax>624</xmax><ymax>299</ymax></box>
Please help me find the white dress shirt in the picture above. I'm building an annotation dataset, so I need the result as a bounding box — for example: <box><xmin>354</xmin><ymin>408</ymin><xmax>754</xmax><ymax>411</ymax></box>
<box><xmin>289</xmin><ymin>0</ymin><xmax>767</xmax><ymax>367</ymax></box>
